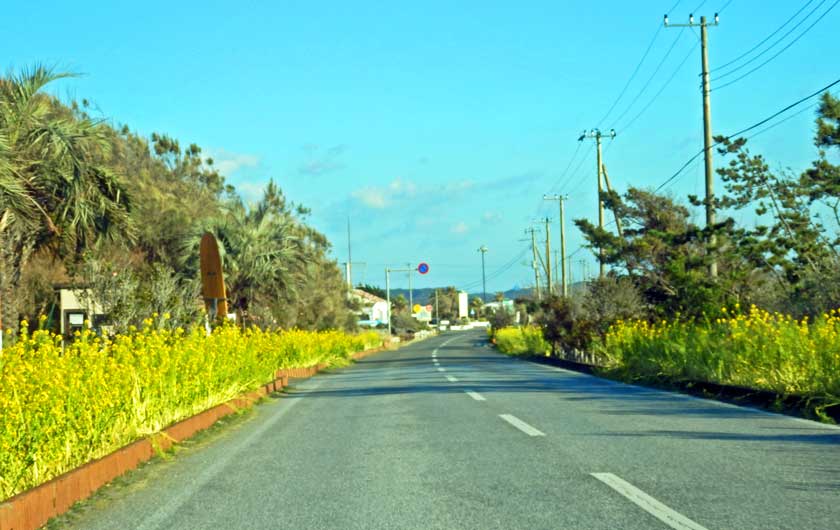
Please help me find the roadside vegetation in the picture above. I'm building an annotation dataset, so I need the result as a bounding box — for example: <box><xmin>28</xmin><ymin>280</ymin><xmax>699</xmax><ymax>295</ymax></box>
<box><xmin>597</xmin><ymin>306</ymin><xmax>840</xmax><ymax>400</ymax></box>
<box><xmin>0</xmin><ymin>66</ymin><xmax>356</xmax><ymax>337</ymax></box>
<box><xmin>0</xmin><ymin>318</ymin><xmax>380</xmax><ymax>501</ymax></box>
<box><xmin>490</xmin><ymin>92</ymin><xmax>840</xmax><ymax>419</ymax></box>
<box><xmin>0</xmin><ymin>66</ymin><xmax>386</xmax><ymax>501</ymax></box>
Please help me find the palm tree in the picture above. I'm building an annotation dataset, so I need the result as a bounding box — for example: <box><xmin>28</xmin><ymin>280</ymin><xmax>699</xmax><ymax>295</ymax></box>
<box><xmin>0</xmin><ymin>66</ymin><xmax>133</xmax><ymax>336</ymax></box>
<box><xmin>183</xmin><ymin>181</ymin><xmax>300</xmax><ymax>326</ymax></box>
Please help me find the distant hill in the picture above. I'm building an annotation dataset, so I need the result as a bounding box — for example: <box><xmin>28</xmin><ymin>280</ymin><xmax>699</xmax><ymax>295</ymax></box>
<box><xmin>386</xmin><ymin>286</ymin><xmax>535</xmax><ymax>304</ymax></box>
<box><xmin>382</xmin><ymin>284</ymin><xmax>587</xmax><ymax>304</ymax></box>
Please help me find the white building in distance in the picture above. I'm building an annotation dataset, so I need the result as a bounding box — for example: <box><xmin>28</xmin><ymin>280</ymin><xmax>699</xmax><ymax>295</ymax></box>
<box><xmin>350</xmin><ymin>288</ymin><xmax>389</xmax><ymax>326</ymax></box>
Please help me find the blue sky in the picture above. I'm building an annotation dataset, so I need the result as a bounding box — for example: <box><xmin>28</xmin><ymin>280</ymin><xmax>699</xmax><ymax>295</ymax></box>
<box><xmin>5</xmin><ymin>0</ymin><xmax>837</xmax><ymax>292</ymax></box>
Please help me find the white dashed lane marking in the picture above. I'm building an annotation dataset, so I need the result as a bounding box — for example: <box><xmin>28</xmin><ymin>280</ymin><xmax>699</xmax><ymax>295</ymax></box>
<box><xmin>465</xmin><ymin>390</ymin><xmax>486</xmax><ymax>401</ymax></box>
<box><xmin>499</xmin><ymin>414</ymin><xmax>545</xmax><ymax>437</ymax></box>
<box><xmin>591</xmin><ymin>473</ymin><xmax>709</xmax><ymax>530</ymax></box>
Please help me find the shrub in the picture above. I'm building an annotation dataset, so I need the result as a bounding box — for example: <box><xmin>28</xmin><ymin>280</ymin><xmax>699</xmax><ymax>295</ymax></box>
<box><xmin>594</xmin><ymin>305</ymin><xmax>840</xmax><ymax>400</ymax></box>
<box><xmin>494</xmin><ymin>326</ymin><xmax>550</xmax><ymax>356</ymax></box>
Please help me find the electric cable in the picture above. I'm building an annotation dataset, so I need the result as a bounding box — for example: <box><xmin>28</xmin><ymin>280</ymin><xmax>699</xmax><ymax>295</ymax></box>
<box><xmin>655</xmin><ymin>77</ymin><xmax>840</xmax><ymax>191</ymax></box>
<box><xmin>711</xmin><ymin>0</ymin><xmax>816</xmax><ymax>74</ymax></box>
<box><xmin>713</xmin><ymin>0</ymin><xmax>837</xmax><ymax>90</ymax></box>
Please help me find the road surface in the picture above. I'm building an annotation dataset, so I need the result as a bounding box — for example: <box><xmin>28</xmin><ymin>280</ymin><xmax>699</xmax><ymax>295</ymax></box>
<box><xmin>53</xmin><ymin>330</ymin><xmax>840</xmax><ymax>530</ymax></box>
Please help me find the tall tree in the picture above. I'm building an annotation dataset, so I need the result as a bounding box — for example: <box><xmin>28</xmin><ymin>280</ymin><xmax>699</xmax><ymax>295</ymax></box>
<box><xmin>0</xmin><ymin>66</ymin><xmax>133</xmax><ymax>335</ymax></box>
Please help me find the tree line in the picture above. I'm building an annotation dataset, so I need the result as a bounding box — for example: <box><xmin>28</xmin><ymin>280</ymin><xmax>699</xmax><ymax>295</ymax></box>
<box><xmin>0</xmin><ymin>66</ymin><xmax>354</xmax><ymax>339</ymax></box>
<box><xmin>515</xmin><ymin>92</ymin><xmax>840</xmax><ymax>354</ymax></box>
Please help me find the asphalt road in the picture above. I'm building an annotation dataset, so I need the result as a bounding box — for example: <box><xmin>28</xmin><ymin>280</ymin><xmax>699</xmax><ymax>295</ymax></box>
<box><xmin>54</xmin><ymin>330</ymin><xmax>840</xmax><ymax>530</ymax></box>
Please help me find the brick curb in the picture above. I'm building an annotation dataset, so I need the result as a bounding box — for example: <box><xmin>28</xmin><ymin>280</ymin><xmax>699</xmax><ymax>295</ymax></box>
<box><xmin>0</xmin><ymin>343</ymin><xmax>387</xmax><ymax>530</ymax></box>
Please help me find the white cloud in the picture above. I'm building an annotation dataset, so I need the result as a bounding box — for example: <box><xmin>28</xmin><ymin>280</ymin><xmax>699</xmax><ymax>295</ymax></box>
<box><xmin>450</xmin><ymin>221</ymin><xmax>469</xmax><ymax>234</ymax></box>
<box><xmin>299</xmin><ymin>144</ymin><xmax>347</xmax><ymax>176</ymax></box>
<box><xmin>482</xmin><ymin>211</ymin><xmax>503</xmax><ymax>224</ymax></box>
<box><xmin>352</xmin><ymin>187</ymin><xmax>388</xmax><ymax>209</ymax></box>
<box><xmin>351</xmin><ymin>177</ymin><xmax>418</xmax><ymax>209</ymax></box>
<box><xmin>209</xmin><ymin>149</ymin><xmax>260</xmax><ymax>175</ymax></box>
<box><xmin>234</xmin><ymin>181</ymin><xmax>266</xmax><ymax>203</ymax></box>
<box><xmin>351</xmin><ymin>177</ymin><xmax>475</xmax><ymax>211</ymax></box>
<box><xmin>443</xmin><ymin>180</ymin><xmax>474</xmax><ymax>193</ymax></box>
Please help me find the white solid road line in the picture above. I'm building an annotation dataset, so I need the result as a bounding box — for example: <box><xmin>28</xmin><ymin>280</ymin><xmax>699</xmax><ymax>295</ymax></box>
<box><xmin>135</xmin><ymin>378</ymin><xmax>326</xmax><ymax>530</ymax></box>
<box><xmin>465</xmin><ymin>390</ymin><xmax>486</xmax><ymax>401</ymax></box>
<box><xmin>499</xmin><ymin>414</ymin><xmax>545</xmax><ymax>437</ymax></box>
<box><xmin>539</xmin><ymin>364</ymin><xmax>840</xmax><ymax>432</ymax></box>
<box><xmin>591</xmin><ymin>473</ymin><xmax>709</xmax><ymax>530</ymax></box>
<box><xmin>446</xmin><ymin>375</ymin><xmax>458</xmax><ymax>382</ymax></box>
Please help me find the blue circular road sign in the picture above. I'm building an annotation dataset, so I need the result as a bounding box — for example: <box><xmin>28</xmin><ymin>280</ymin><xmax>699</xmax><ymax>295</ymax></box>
<box><xmin>417</xmin><ymin>262</ymin><xmax>430</xmax><ymax>274</ymax></box>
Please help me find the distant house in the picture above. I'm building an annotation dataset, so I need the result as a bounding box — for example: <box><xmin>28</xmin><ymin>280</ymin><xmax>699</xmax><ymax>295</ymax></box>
<box><xmin>482</xmin><ymin>299</ymin><xmax>515</xmax><ymax>313</ymax></box>
<box><xmin>350</xmin><ymin>288</ymin><xmax>389</xmax><ymax>326</ymax></box>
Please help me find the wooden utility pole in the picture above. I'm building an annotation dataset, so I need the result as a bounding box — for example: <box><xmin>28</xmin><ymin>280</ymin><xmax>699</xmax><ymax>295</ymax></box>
<box><xmin>666</xmin><ymin>12</ymin><xmax>719</xmax><ymax>277</ymax></box>
<box><xmin>544</xmin><ymin>218</ymin><xmax>552</xmax><ymax>296</ymax></box>
<box><xmin>544</xmin><ymin>194</ymin><xmax>569</xmax><ymax>297</ymax></box>
<box><xmin>579</xmin><ymin>128</ymin><xmax>616</xmax><ymax>278</ymax></box>
<box><xmin>478</xmin><ymin>246</ymin><xmax>488</xmax><ymax>303</ymax></box>
<box><xmin>601</xmin><ymin>164</ymin><xmax>624</xmax><ymax>238</ymax></box>
<box><xmin>526</xmin><ymin>227</ymin><xmax>541</xmax><ymax>300</ymax></box>
<box><xmin>385</xmin><ymin>267</ymin><xmax>391</xmax><ymax>336</ymax></box>
<box><xmin>347</xmin><ymin>217</ymin><xmax>353</xmax><ymax>287</ymax></box>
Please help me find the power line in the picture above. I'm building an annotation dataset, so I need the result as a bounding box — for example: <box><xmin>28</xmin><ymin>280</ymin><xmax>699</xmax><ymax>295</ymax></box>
<box><xmin>656</xmin><ymin>76</ymin><xmax>840</xmax><ymax>191</ymax></box>
<box><xmin>595</xmin><ymin>0</ymin><xmax>684</xmax><ymax>128</ymax></box>
<box><xmin>564</xmin><ymin>146</ymin><xmax>598</xmax><ymax>195</ymax></box>
<box><xmin>713</xmin><ymin>0</ymin><xmax>838</xmax><ymax>90</ymax></box>
<box><xmin>459</xmin><ymin>247</ymin><xmax>529</xmax><ymax>291</ymax></box>
<box><xmin>716</xmin><ymin>0</ymin><xmax>735</xmax><ymax>14</ymax></box>
<box><xmin>607</xmin><ymin>0</ymin><xmax>706</xmax><ymax>129</ymax></box>
<box><xmin>619</xmin><ymin>39</ymin><xmax>699</xmax><ymax>133</ymax></box>
<box><xmin>745</xmin><ymin>100</ymin><xmax>822</xmax><ymax>140</ymax></box>
<box><xmin>711</xmin><ymin>0</ymin><xmax>817</xmax><ymax>74</ymax></box>
<box><xmin>610</xmin><ymin>30</ymin><xmax>687</xmax><ymax>128</ymax></box>
<box><xmin>535</xmin><ymin>141</ymin><xmax>583</xmax><ymax>217</ymax></box>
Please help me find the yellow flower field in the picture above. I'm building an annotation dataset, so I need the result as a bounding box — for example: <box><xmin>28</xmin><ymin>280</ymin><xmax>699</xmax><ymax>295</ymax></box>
<box><xmin>596</xmin><ymin>305</ymin><xmax>840</xmax><ymax>400</ymax></box>
<box><xmin>0</xmin><ymin>317</ymin><xmax>380</xmax><ymax>501</ymax></box>
<box><xmin>494</xmin><ymin>326</ymin><xmax>551</xmax><ymax>356</ymax></box>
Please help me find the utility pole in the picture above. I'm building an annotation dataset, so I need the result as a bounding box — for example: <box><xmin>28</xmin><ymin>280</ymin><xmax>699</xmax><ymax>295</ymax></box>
<box><xmin>478</xmin><ymin>246</ymin><xmax>488</xmax><ymax>303</ymax></box>
<box><xmin>406</xmin><ymin>263</ymin><xmax>413</xmax><ymax>311</ymax></box>
<box><xmin>579</xmin><ymin>128</ymin><xmax>616</xmax><ymax>278</ymax></box>
<box><xmin>544</xmin><ymin>194</ymin><xmax>568</xmax><ymax>297</ymax></box>
<box><xmin>543</xmin><ymin>218</ymin><xmax>552</xmax><ymax>296</ymax></box>
<box><xmin>385</xmin><ymin>265</ymin><xmax>413</xmax><ymax>335</ymax></box>
<box><xmin>435</xmin><ymin>289</ymin><xmax>439</xmax><ymax>322</ymax></box>
<box><xmin>526</xmin><ymin>227</ymin><xmax>541</xmax><ymax>300</ymax></box>
<box><xmin>385</xmin><ymin>267</ymin><xmax>391</xmax><ymax>336</ymax></box>
<box><xmin>568</xmin><ymin>253</ymin><xmax>574</xmax><ymax>288</ymax></box>
<box><xmin>346</xmin><ymin>217</ymin><xmax>353</xmax><ymax>287</ymax></box>
<box><xmin>666</xmin><ymin>12</ymin><xmax>719</xmax><ymax>277</ymax></box>
<box><xmin>601</xmin><ymin>164</ymin><xmax>624</xmax><ymax>238</ymax></box>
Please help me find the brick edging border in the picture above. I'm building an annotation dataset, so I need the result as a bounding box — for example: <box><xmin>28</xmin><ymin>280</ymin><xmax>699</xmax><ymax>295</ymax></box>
<box><xmin>0</xmin><ymin>342</ymin><xmax>390</xmax><ymax>530</ymax></box>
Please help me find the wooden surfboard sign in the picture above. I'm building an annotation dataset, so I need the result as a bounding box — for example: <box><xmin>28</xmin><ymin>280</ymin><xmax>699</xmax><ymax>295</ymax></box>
<box><xmin>199</xmin><ymin>232</ymin><xmax>228</xmax><ymax>321</ymax></box>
